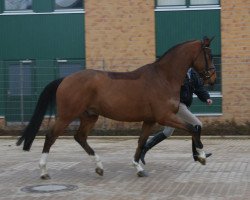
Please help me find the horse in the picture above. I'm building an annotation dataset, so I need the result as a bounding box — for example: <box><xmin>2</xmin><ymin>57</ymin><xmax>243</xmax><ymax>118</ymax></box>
<box><xmin>16</xmin><ymin>37</ymin><xmax>216</xmax><ymax>179</ymax></box>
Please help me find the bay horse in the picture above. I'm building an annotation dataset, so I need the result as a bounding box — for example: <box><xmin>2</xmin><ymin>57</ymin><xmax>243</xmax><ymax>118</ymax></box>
<box><xmin>17</xmin><ymin>37</ymin><xmax>216</xmax><ymax>178</ymax></box>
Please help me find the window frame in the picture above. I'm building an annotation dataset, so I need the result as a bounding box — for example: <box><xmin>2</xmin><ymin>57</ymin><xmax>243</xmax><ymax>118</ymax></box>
<box><xmin>55</xmin><ymin>59</ymin><xmax>85</xmax><ymax>78</ymax></box>
<box><xmin>7</xmin><ymin>60</ymin><xmax>35</xmax><ymax>96</ymax></box>
<box><xmin>4</xmin><ymin>59</ymin><xmax>36</xmax><ymax>123</ymax></box>
<box><xmin>1</xmin><ymin>0</ymin><xmax>84</xmax><ymax>14</ymax></box>
<box><xmin>3</xmin><ymin>0</ymin><xmax>33</xmax><ymax>13</ymax></box>
<box><xmin>155</xmin><ymin>0</ymin><xmax>220</xmax><ymax>9</ymax></box>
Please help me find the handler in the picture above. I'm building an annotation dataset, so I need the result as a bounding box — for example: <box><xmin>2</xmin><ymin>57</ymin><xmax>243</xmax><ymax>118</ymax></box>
<box><xmin>140</xmin><ymin>68</ymin><xmax>213</xmax><ymax>165</ymax></box>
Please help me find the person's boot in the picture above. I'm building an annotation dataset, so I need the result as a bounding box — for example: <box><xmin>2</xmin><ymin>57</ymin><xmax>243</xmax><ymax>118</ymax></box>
<box><xmin>140</xmin><ymin>131</ymin><xmax>167</xmax><ymax>165</ymax></box>
<box><xmin>192</xmin><ymin>125</ymin><xmax>212</xmax><ymax>165</ymax></box>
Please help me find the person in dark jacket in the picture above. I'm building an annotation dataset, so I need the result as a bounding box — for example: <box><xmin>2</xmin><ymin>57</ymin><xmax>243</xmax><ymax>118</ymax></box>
<box><xmin>140</xmin><ymin>68</ymin><xmax>213</xmax><ymax>165</ymax></box>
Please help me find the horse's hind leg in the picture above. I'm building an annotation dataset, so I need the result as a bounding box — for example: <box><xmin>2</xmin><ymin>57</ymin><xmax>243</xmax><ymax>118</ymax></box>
<box><xmin>74</xmin><ymin>113</ymin><xmax>104</xmax><ymax>176</ymax></box>
<box><xmin>39</xmin><ymin>118</ymin><xmax>69</xmax><ymax>179</ymax></box>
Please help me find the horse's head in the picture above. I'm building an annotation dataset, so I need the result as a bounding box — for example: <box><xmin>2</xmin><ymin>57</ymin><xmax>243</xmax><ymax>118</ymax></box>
<box><xmin>192</xmin><ymin>37</ymin><xmax>216</xmax><ymax>86</ymax></box>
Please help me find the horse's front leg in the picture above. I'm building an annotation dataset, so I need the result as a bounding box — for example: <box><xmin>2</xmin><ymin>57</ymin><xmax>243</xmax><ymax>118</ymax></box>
<box><xmin>192</xmin><ymin>125</ymin><xmax>206</xmax><ymax>165</ymax></box>
<box><xmin>159</xmin><ymin>114</ymin><xmax>206</xmax><ymax>165</ymax></box>
<box><xmin>133</xmin><ymin>121</ymin><xmax>155</xmax><ymax>177</ymax></box>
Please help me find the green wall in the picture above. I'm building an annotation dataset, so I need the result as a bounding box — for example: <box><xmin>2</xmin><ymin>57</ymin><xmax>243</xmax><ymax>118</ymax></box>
<box><xmin>156</xmin><ymin>9</ymin><xmax>221</xmax><ymax>57</ymax></box>
<box><xmin>0</xmin><ymin>13</ymin><xmax>85</xmax><ymax>60</ymax></box>
<box><xmin>0</xmin><ymin>10</ymin><xmax>85</xmax><ymax>119</ymax></box>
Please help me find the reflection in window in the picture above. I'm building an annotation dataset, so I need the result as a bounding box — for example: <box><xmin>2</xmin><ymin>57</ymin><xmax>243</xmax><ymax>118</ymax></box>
<box><xmin>58</xmin><ymin>62</ymin><xmax>83</xmax><ymax>77</ymax></box>
<box><xmin>190</xmin><ymin>0</ymin><xmax>220</xmax><ymax>5</ymax></box>
<box><xmin>55</xmin><ymin>0</ymin><xmax>83</xmax><ymax>9</ymax></box>
<box><xmin>9</xmin><ymin>63</ymin><xmax>32</xmax><ymax>96</ymax></box>
<box><xmin>157</xmin><ymin>0</ymin><xmax>186</xmax><ymax>6</ymax></box>
<box><xmin>5</xmin><ymin>0</ymin><xmax>32</xmax><ymax>11</ymax></box>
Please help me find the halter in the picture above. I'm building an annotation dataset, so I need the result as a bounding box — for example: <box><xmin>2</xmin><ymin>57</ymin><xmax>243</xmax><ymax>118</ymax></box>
<box><xmin>194</xmin><ymin>42</ymin><xmax>216</xmax><ymax>81</ymax></box>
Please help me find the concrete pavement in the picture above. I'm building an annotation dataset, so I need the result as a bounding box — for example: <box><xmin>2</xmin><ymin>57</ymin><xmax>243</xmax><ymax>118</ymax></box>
<box><xmin>0</xmin><ymin>137</ymin><xmax>250</xmax><ymax>200</ymax></box>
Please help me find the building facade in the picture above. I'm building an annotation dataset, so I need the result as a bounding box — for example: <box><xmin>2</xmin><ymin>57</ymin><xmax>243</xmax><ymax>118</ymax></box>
<box><xmin>0</xmin><ymin>0</ymin><xmax>249</xmax><ymax>130</ymax></box>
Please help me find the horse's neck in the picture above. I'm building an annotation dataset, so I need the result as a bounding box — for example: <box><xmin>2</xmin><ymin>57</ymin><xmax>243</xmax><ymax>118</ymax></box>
<box><xmin>156</xmin><ymin>44</ymin><xmax>197</xmax><ymax>86</ymax></box>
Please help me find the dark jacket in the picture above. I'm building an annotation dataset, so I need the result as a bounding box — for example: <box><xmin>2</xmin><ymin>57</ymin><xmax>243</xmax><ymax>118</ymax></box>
<box><xmin>180</xmin><ymin>69</ymin><xmax>210</xmax><ymax>107</ymax></box>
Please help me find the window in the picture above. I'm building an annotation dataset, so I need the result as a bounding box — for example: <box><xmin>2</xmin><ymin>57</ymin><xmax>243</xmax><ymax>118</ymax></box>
<box><xmin>2</xmin><ymin>0</ymin><xmax>84</xmax><ymax>13</ymax></box>
<box><xmin>5</xmin><ymin>60</ymin><xmax>35</xmax><ymax>123</ymax></box>
<box><xmin>5</xmin><ymin>0</ymin><xmax>32</xmax><ymax>11</ymax></box>
<box><xmin>55</xmin><ymin>0</ymin><xmax>83</xmax><ymax>10</ymax></box>
<box><xmin>157</xmin><ymin>0</ymin><xmax>185</xmax><ymax>7</ymax></box>
<box><xmin>190</xmin><ymin>0</ymin><xmax>219</xmax><ymax>6</ymax></box>
<box><xmin>156</xmin><ymin>0</ymin><xmax>220</xmax><ymax>8</ymax></box>
<box><xmin>8</xmin><ymin>61</ymin><xmax>32</xmax><ymax>95</ymax></box>
<box><xmin>57</xmin><ymin>60</ymin><xmax>84</xmax><ymax>78</ymax></box>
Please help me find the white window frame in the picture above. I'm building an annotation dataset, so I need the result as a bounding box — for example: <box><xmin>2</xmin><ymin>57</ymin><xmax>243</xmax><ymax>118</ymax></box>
<box><xmin>155</xmin><ymin>0</ymin><xmax>220</xmax><ymax>10</ymax></box>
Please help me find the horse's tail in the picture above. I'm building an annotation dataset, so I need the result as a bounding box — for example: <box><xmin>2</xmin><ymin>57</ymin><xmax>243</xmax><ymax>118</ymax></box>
<box><xmin>16</xmin><ymin>78</ymin><xmax>64</xmax><ymax>151</ymax></box>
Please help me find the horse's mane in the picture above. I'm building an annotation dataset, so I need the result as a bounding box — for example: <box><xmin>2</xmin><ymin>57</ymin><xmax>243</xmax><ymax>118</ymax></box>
<box><xmin>156</xmin><ymin>40</ymin><xmax>197</xmax><ymax>62</ymax></box>
<box><xmin>106</xmin><ymin>40</ymin><xmax>198</xmax><ymax>80</ymax></box>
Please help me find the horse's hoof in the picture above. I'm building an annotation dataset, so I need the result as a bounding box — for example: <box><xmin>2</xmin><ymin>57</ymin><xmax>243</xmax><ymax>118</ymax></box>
<box><xmin>40</xmin><ymin>174</ymin><xmax>51</xmax><ymax>180</ymax></box>
<box><xmin>95</xmin><ymin>167</ymin><xmax>104</xmax><ymax>176</ymax></box>
<box><xmin>196</xmin><ymin>157</ymin><xmax>206</xmax><ymax>165</ymax></box>
<box><xmin>137</xmin><ymin>170</ymin><xmax>148</xmax><ymax>177</ymax></box>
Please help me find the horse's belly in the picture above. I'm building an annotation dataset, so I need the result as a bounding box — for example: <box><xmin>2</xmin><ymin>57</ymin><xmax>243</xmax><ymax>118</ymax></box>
<box><xmin>98</xmin><ymin>101</ymin><xmax>151</xmax><ymax>122</ymax></box>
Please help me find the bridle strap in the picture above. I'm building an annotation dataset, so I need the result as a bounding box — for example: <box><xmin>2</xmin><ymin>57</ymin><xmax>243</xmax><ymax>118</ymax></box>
<box><xmin>192</xmin><ymin>41</ymin><xmax>215</xmax><ymax>81</ymax></box>
<box><xmin>199</xmin><ymin>45</ymin><xmax>215</xmax><ymax>81</ymax></box>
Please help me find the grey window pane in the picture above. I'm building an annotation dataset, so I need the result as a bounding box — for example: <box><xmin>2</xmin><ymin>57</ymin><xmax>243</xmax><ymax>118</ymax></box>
<box><xmin>9</xmin><ymin>63</ymin><xmax>32</xmax><ymax>95</ymax></box>
<box><xmin>59</xmin><ymin>63</ymin><xmax>83</xmax><ymax>77</ymax></box>
<box><xmin>190</xmin><ymin>0</ymin><xmax>219</xmax><ymax>5</ymax></box>
<box><xmin>157</xmin><ymin>0</ymin><xmax>186</xmax><ymax>6</ymax></box>
<box><xmin>5</xmin><ymin>0</ymin><xmax>32</xmax><ymax>11</ymax></box>
<box><xmin>55</xmin><ymin>0</ymin><xmax>83</xmax><ymax>9</ymax></box>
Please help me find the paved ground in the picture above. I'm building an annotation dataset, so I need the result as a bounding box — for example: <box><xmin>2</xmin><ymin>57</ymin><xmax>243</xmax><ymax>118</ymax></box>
<box><xmin>0</xmin><ymin>137</ymin><xmax>250</xmax><ymax>200</ymax></box>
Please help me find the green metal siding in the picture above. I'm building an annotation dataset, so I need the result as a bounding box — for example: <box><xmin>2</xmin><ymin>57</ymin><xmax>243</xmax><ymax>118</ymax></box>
<box><xmin>156</xmin><ymin>9</ymin><xmax>221</xmax><ymax>57</ymax></box>
<box><xmin>0</xmin><ymin>12</ymin><xmax>85</xmax><ymax>120</ymax></box>
<box><xmin>0</xmin><ymin>13</ymin><xmax>85</xmax><ymax>60</ymax></box>
<box><xmin>0</xmin><ymin>61</ymin><xmax>4</xmax><ymax>116</ymax></box>
<box><xmin>33</xmin><ymin>0</ymin><xmax>54</xmax><ymax>12</ymax></box>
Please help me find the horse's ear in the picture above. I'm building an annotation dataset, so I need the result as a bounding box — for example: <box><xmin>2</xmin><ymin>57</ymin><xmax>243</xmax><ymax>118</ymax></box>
<box><xmin>202</xmin><ymin>36</ymin><xmax>211</xmax><ymax>47</ymax></box>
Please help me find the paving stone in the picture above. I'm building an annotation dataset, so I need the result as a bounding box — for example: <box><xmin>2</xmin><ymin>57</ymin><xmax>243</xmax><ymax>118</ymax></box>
<box><xmin>0</xmin><ymin>138</ymin><xmax>249</xmax><ymax>199</ymax></box>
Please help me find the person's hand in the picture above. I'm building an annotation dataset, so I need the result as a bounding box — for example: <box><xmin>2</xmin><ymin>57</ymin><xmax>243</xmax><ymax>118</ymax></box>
<box><xmin>206</xmin><ymin>99</ymin><xmax>213</xmax><ymax>105</ymax></box>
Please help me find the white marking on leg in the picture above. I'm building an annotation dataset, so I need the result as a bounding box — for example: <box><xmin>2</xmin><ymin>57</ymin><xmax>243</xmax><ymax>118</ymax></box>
<box><xmin>132</xmin><ymin>160</ymin><xmax>144</xmax><ymax>172</ymax></box>
<box><xmin>39</xmin><ymin>153</ymin><xmax>48</xmax><ymax>177</ymax></box>
<box><xmin>196</xmin><ymin>148</ymin><xmax>206</xmax><ymax>159</ymax></box>
<box><xmin>91</xmin><ymin>154</ymin><xmax>103</xmax><ymax>170</ymax></box>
